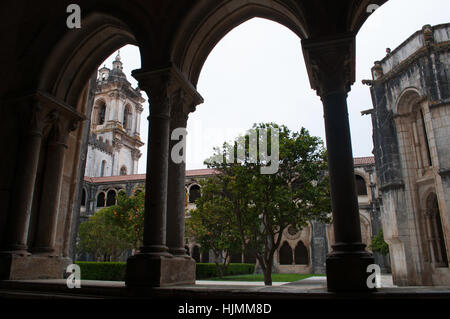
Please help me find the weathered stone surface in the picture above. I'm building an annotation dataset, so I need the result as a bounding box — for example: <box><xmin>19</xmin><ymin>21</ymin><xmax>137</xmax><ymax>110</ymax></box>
<box><xmin>0</xmin><ymin>253</ymin><xmax>71</xmax><ymax>280</ymax></box>
<box><xmin>367</xmin><ymin>23</ymin><xmax>450</xmax><ymax>286</ymax></box>
<box><xmin>126</xmin><ymin>254</ymin><xmax>196</xmax><ymax>287</ymax></box>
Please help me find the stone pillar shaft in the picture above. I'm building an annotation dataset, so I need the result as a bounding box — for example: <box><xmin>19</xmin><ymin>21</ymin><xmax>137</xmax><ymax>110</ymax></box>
<box><xmin>2</xmin><ymin>102</ymin><xmax>44</xmax><ymax>253</ymax></box>
<box><xmin>136</xmin><ymin>75</ymin><xmax>173</xmax><ymax>256</ymax></box>
<box><xmin>167</xmin><ymin>99</ymin><xmax>189</xmax><ymax>256</ymax></box>
<box><xmin>126</xmin><ymin>66</ymin><xmax>202</xmax><ymax>287</ymax></box>
<box><xmin>302</xmin><ymin>34</ymin><xmax>374</xmax><ymax>291</ymax></box>
<box><xmin>322</xmin><ymin>92</ymin><xmax>363</xmax><ymax>246</ymax></box>
<box><xmin>33</xmin><ymin>119</ymin><xmax>69</xmax><ymax>254</ymax></box>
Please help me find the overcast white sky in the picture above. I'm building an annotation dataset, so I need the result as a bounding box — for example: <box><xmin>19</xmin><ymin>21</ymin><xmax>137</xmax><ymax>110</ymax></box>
<box><xmin>99</xmin><ymin>0</ymin><xmax>450</xmax><ymax>174</ymax></box>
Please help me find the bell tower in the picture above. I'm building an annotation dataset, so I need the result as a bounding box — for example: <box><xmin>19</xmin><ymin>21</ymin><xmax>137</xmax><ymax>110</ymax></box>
<box><xmin>85</xmin><ymin>51</ymin><xmax>145</xmax><ymax>177</ymax></box>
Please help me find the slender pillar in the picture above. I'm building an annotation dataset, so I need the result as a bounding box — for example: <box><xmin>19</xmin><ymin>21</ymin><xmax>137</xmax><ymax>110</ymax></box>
<box><xmin>2</xmin><ymin>100</ymin><xmax>45</xmax><ymax>254</ymax></box>
<box><xmin>33</xmin><ymin>115</ymin><xmax>71</xmax><ymax>254</ymax></box>
<box><xmin>141</xmin><ymin>79</ymin><xmax>172</xmax><ymax>256</ymax></box>
<box><xmin>166</xmin><ymin>90</ymin><xmax>201</xmax><ymax>257</ymax></box>
<box><xmin>167</xmin><ymin>104</ymin><xmax>189</xmax><ymax>256</ymax></box>
<box><xmin>126</xmin><ymin>66</ymin><xmax>202</xmax><ymax>287</ymax></box>
<box><xmin>302</xmin><ymin>34</ymin><xmax>374</xmax><ymax>291</ymax></box>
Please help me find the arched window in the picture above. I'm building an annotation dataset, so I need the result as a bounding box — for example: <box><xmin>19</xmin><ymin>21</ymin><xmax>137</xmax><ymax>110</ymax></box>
<box><xmin>100</xmin><ymin>160</ymin><xmax>107</xmax><ymax>177</ymax></box>
<box><xmin>416</xmin><ymin>109</ymin><xmax>432</xmax><ymax>167</ymax></box>
<box><xmin>192</xmin><ymin>245</ymin><xmax>201</xmax><ymax>262</ymax></box>
<box><xmin>123</xmin><ymin>104</ymin><xmax>132</xmax><ymax>130</ymax></box>
<box><xmin>97</xmin><ymin>101</ymin><xmax>106</xmax><ymax>125</ymax></box>
<box><xmin>426</xmin><ymin>194</ymin><xmax>448</xmax><ymax>267</ymax></box>
<box><xmin>279</xmin><ymin>242</ymin><xmax>293</xmax><ymax>265</ymax></box>
<box><xmin>106</xmin><ymin>190</ymin><xmax>117</xmax><ymax>207</ymax></box>
<box><xmin>294</xmin><ymin>241</ymin><xmax>309</xmax><ymax>265</ymax></box>
<box><xmin>96</xmin><ymin>192</ymin><xmax>105</xmax><ymax>208</ymax></box>
<box><xmin>120</xmin><ymin>166</ymin><xmax>127</xmax><ymax>176</ymax></box>
<box><xmin>355</xmin><ymin>175</ymin><xmax>367</xmax><ymax>196</ymax></box>
<box><xmin>189</xmin><ymin>185</ymin><xmax>201</xmax><ymax>203</ymax></box>
<box><xmin>81</xmin><ymin>188</ymin><xmax>86</xmax><ymax>207</ymax></box>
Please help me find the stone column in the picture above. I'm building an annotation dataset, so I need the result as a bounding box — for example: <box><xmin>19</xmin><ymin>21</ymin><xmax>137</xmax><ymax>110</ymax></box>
<box><xmin>166</xmin><ymin>89</ymin><xmax>202</xmax><ymax>257</ymax></box>
<box><xmin>33</xmin><ymin>114</ymin><xmax>74</xmax><ymax>254</ymax></box>
<box><xmin>126</xmin><ymin>66</ymin><xmax>203</xmax><ymax>287</ymax></box>
<box><xmin>302</xmin><ymin>34</ymin><xmax>374</xmax><ymax>291</ymax></box>
<box><xmin>1</xmin><ymin>99</ymin><xmax>45</xmax><ymax>254</ymax></box>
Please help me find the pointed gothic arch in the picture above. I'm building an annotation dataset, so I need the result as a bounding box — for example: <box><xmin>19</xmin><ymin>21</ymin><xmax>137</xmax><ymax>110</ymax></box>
<box><xmin>279</xmin><ymin>241</ymin><xmax>293</xmax><ymax>265</ymax></box>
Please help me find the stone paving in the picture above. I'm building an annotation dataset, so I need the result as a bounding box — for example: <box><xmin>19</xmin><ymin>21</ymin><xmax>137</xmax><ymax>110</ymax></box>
<box><xmin>1</xmin><ymin>274</ymin><xmax>450</xmax><ymax>299</ymax></box>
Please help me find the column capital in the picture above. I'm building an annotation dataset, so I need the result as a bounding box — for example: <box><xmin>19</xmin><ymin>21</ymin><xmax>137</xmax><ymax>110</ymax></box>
<box><xmin>132</xmin><ymin>64</ymin><xmax>203</xmax><ymax>118</ymax></box>
<box><xmin>131</xmin><ymin>148</ymin><xmax>142</xmax><ymax>161</ymax></box>
<box><xmin>302</xmin><ymin>33</ymin><xmax>356</xmax><ymax>97</ymax></box>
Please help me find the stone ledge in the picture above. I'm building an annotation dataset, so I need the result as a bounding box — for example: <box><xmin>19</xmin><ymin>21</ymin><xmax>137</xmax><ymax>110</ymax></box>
<box><xmin>0</xmin><ymin>253</ymin><xmax>71</xmax><ymax>280</ymax></box>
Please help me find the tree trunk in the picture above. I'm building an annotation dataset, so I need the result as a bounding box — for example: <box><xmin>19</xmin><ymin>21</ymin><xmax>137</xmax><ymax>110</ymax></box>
<box><xmin>263</xmin><ymin>261</ymin><xmax>273</xmax><ymax>286</ymax></box>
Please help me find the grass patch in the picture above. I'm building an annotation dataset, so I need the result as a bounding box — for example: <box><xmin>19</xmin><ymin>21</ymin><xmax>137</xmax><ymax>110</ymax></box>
<box><xmin>204</xmin><ymin>273</ymin><xmax>326</xmax><ymax>282</ymax></box>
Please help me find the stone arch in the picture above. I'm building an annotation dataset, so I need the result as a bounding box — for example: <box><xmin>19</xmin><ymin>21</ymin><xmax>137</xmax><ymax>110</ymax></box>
<box><xmin>172</xmin><ymin>1</ymin><xmax>309</xmax><ymax>87</ymax></box>
<box><xmin>106</xmin><ymin>189</ymin><xmax>117</xmax><ymax>207</ymax></box>
<box><xmin>96</xmin><ymin>191</ymin><xmax>106</xmax><ymax>208</ymax></box>
<box><xmin>424</xmin><ymin>192</ymin><xmax>449</xmax><ymax>267</ymax></box>
<box><xmin>394</xmin><ymin>87</ymin><xmax>424</xmax><ymax>116</ymax></box>
<box><xmin>294</xmin><ymin>240</ymin><xmax>309</xmax><ymax>265</ymax></box>
<box><xmin>188</xmin><ymin>184</ymin><xmax>201</xmax><ymax>204</ymax></box>
<box><xmin>37</xmin><ymin>12</ymin><xmax>142</xmax><ymax>107</ymax></box>
<box><xmin>93</xmin><ymin>99</ymin><xmax>107</xmax><ymax>126</ymax></box>
<box><xmin>355</xmin><ymin>174</ymin><xmax>368</xmax><ymax>196</ymax></box>
<box><xmin>80</xmin><ymin>188</ymin><xmax>87</xmax><ymax>207</ymax></box>
<box><xmin>395</xmin><ymin>88</ymin><xmax>433</xmax><ymax>173</ymax></box>
<box><xmin>123</xmin><ymin>104</ymin><xmax>132</xmax><ymax>130</ymax></box>
<box><xmin>279</xmin><ymin>241</ymin><xmax>293</xmax><ymax>265</ymax></box>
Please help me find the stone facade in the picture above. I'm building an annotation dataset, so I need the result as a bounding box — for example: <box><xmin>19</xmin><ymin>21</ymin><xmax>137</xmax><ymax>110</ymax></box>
<box><xmin>364</xmin><ymin>24</ymin><xmax>450</xmax><ymax>286</ymax></box>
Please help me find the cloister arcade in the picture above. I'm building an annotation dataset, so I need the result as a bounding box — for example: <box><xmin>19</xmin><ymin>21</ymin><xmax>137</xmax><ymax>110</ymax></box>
<box><xmin>0</xmin><ymin>0</ymin><xmax>388</xmax><ymax>292</ymax></box>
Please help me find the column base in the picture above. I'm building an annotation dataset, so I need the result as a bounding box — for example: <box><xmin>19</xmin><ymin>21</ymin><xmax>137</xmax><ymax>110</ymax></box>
<box><xmin>126</xmin><ymin>253</ymin><xmax>196</xmax><ymax>287</ymax></box>
<box><xmin>169</xmin><ymin>247</ymin><xmax>190</xmax><ymax>257</ymax></box>
<box><xmin>326</xmin><ymin>248</ymin><xmax>375</xmax><ymax>292</ymax></box>
<box><xmin>0</xmin><ymin>252</ymin><xmax>71</xmax><ymax>280</ymax></box>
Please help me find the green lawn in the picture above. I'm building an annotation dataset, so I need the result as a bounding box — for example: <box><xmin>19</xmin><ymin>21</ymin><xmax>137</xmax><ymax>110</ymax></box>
<box><xmin>205</xmin><ymin>273</ymin><xmax>326</xmax><ymax>282</ymax></box>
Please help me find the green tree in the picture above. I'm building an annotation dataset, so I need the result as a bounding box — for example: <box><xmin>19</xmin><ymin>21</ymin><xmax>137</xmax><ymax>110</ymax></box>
<box><xmin>369</xmin><ymin>229</ymin><xmax>390</xmax><ymax>256</ymax></box>
<box><xmin>108</xmin><ymin>188</ymin><xmax>145</xmax><ymax>251</ymax></box>
<box><xmin>186</xmin><ymin>178</ymin><xmax>242</xmax><ymax>278</ymax></box>
<box><xmin>77</xmin><ymin>207</ymin><xmax>131</xmax><ymax>261</ymax></box>
<box><xmin>197</xmin><ymin>123</ymin><xmax>331</xmax><ymax>285</ymax></box>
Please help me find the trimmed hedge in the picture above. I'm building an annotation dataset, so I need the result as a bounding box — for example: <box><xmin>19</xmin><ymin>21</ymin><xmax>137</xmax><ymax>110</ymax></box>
<box><xmin>196</xmin><ymin>263</ymin><xmax>255</xmax><ymax>279</ymax></box>
<box><xmin>75</xmin><ymin>262</ymin><xmax>126</xmax><ymax>281</ymax></box>
<box><xmin>75</xmin><ymin>261</ymin><xmax>255</xmax><ymax>281</ymax></box>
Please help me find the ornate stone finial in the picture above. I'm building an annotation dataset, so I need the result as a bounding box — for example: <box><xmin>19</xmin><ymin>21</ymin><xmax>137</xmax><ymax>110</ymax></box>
<box><xmin>422</xmin><ymin>24</ymin><xmax>434</xmax><ymax>47</ymax></box>
<box><xmin>113</xmin><ymin>50</ymin><xmax>123</xmax><ymax>71</ymax></box>
<box><xmin>386</xmin><ymin>48</ymin><xmax>391</xmax><ymax>55</ymax></box>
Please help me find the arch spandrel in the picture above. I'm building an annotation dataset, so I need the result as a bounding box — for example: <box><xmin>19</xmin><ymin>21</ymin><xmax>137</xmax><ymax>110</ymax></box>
<box><xmin>37</xmin><ymin>12</ymin><xmax>140</xmax><ymax>108</ymax></box>
<box><xmin>170</xmin><ymin>0</ymin><xmax>388</xmax><ymax>87</ymax></box>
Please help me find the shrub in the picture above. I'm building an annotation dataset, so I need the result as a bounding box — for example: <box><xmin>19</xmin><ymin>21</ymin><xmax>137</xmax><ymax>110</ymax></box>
<box><xmin>75</xmin><ymin>261</ymin><xmax>126</xmax><ymax>281</ymax></box>
<box><xmin>196</xmin><ymin>263</ymin><xmax>255</xmax><ymax>279</ymax></box>
<box><xmin>75</xmin><ymin>261</ymin><xmax>255</xmax><ymax>281</ymax></box>
<box><xmin>369</xmin><ymin>230</ymin><xmax>390</xmax><ymax>256</ymax></box>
